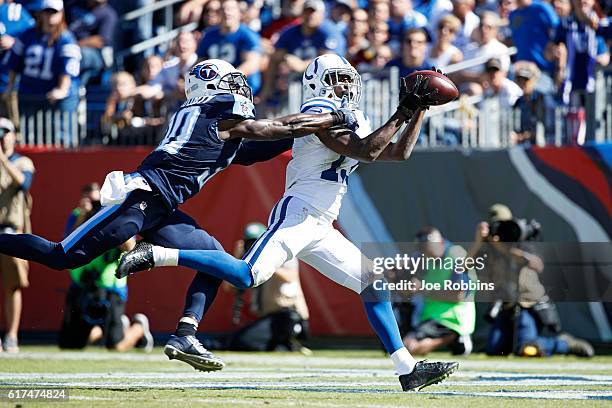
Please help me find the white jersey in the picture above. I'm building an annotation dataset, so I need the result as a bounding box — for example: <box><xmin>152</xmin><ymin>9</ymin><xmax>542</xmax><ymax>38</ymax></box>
<box><xmin>284</xmin><ymin>97</ymin><xmax>372</xmax><ymax>220</ymax></box>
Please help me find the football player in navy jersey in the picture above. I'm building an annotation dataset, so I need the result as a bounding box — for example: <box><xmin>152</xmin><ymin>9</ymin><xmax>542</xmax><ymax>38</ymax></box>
<box><xmin>0</xmin><ymin>58</ymin><xmax>358</xmax><ymax>369</ymax></box>
<box><xmin>3</xmin><ymin>0</ymin><xmax>81</xmax><ymax>143</ymax></box>
<box><xmin>196</xmin><ymin>0</ymin><xmax>262</xmax><ymax>94</ymax></box>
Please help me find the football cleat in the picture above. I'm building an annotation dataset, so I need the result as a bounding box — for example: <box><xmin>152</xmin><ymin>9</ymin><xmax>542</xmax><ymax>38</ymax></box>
<box><xmin>116</xmin><ymin>241</ymin><xmax>154</xmax><ymax>279</ymax></box>
<box><xmin>399</xmin><ymin>360</ymin><xmax>459</xmax><ymax>391</ymax></box>
<box><xmin>164</xmin><ymin>335</ymin><xmax>225</xmax><ymax>372</ymax></box>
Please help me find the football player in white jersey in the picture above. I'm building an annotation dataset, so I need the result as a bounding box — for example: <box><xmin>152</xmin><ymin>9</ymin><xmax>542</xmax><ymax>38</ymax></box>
<box><xmin>118</xmin><ymin>54</ymin><xmax>458</xmax><ymax>391</ymax></box>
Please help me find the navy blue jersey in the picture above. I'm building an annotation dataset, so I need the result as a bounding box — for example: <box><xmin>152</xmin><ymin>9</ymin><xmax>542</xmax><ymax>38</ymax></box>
<box><xmin>138</xmin><ymin>93</ymin><xmax>256</xmax><ymax>210</ymax></box>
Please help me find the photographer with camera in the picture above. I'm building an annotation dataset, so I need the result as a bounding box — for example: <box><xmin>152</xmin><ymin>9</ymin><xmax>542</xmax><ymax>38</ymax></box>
<box><xmin>0</xmin><ymin>117</ymin><xmax>33</xmax><ymax>353</ymax></box>
<box><xmin>225</xmin><ymin>222</ymin><xmax>310</xmax><ymax>352</ymax></box>
<box><xmin>468</xmin><ymin>203</ymin><xmax>593</xmax><ymax>357</ymax></box>
<box><xmin>59</xmin><ymin>182</ymin><xmax>153</xmax><ymax>352</ymax></box>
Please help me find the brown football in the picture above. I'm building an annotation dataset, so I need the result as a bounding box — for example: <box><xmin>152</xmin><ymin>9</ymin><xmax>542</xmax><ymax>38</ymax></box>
<box><xmin>405</xmin><ymin>70</ymin><xmax>459</xmax><ymax>105</ymax></box>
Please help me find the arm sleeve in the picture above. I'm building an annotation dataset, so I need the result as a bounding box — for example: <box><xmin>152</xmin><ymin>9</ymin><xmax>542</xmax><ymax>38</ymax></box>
<box><xmin>232</xmin><ymin>138</ymin><xmax>293</xmax><ymax>166</ymax></box>
<box><xmin>20</xmin><ymin>171</ymin><xmax>33</xmax><ymax>190</ymax></box>
<box><xmin>60</xmin><ymin>41</ymin><xmax>82</xmax><ymax>78</ymax></box>
<box><xmin>596</xmin><ymin>36</ymin><xmax>608</xmax><ymax>56</ymax></box>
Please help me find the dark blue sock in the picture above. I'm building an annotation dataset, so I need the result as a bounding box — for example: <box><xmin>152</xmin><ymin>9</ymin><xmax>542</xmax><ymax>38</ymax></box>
<box><xmin>361</xmin><ymin>284</ymin><xmax>404</xmax><ymax>355</ymax></box>
<box><xmin>178</xmin><ymin>250</ymin><xmax>253</xmax><ymax>289</ymax></box>
<box><xmin>182</xmin><ymin>273</ymin><xmax>222</xmax><ymax>323</ymax></box>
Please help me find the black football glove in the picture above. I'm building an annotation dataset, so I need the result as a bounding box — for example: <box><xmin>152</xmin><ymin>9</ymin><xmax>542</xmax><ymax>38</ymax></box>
<box><xmin>398</xmin><ymin>67</ymin><xmax>447</xmax><ymax>115</ymax></box>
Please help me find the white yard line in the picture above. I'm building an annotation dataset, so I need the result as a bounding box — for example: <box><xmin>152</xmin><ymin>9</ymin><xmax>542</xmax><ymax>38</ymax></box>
<box><xmin>1</xmin><ymin>352</ymin><xmax>610</xmax><ymax>372</ymax></box>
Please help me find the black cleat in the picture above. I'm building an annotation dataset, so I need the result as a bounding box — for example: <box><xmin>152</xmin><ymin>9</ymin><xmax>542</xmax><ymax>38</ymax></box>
<box><xmin>399</xmin><ymin>360</ymin><xmax>459</xmax><ymax>391</ymax></box>
<box><xmin>164</xmin><ymin>335</ymin><xmax>225</xmax><ymax>372</ymax></box>
<box><xmin>116</xmin><ymin>241</ymin><xmax>154</xmax><ymax>279</ymax></box>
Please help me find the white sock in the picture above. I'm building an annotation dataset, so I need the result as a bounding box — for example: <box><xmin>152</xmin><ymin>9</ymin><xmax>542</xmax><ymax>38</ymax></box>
<box><xmin>390</xmin><ymin>347</ymin><xmax>417</xmax><ymax>375</ymax></box>
<box><xmin>179</xmin><ymin>316</ymin><xmax>198</xmax><ymax>328</ymax></box>
<box><xmin>152</xmin><ymin>246</ymin><xmax>179</xmax><ymax>267</ymax></box>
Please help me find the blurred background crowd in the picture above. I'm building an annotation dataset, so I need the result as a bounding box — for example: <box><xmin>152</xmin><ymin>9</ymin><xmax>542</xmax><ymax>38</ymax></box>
<box><xmin>0</xmin><ymin>0</ymin><xmax>609</xmax><ymax>147</ymax></box>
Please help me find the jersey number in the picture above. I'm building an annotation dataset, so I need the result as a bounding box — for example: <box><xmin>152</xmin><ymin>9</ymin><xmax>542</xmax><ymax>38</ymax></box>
<box><xmin>24</xmin><ymin>45</ymin><xmax>54</xmax><ymax>80</ymax></box>
<box><xmin>207</xmin><ymin>44</ymin><xmax>237</xmax><ymax>64</ymax></box>
<box><xmin>158</xmin><ymin>106</ymin><xmax>200</xmax><ymax>153</ymax></box>
<box><xmin>321</xmin><ymin>155</ymin><xmax>357</xmax><ymax>185</ymax></box>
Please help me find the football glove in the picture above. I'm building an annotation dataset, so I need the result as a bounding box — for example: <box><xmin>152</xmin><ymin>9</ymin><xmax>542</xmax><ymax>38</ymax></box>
<box><xmin>330</xmin><ymin>107</ymin><xmax>359</xmax><ymax>131</ymax></box>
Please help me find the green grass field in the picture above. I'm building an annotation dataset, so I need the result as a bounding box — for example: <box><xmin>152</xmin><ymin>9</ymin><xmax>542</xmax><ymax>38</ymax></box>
<box><xmin>1</xmin><ymin>346</ymin><xmax>611</xmax><ymax>407</ymax></box>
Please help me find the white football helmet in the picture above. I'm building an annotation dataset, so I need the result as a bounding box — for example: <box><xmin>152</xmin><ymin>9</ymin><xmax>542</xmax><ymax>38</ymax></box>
<box><xmin>185</xmin><ymin>59</ymin><xmax>253</xmax><ymax>101</ymax></box>
<box><xmin>302</xmin><ymin>54</ymin><xmax>362</xmax><ymax>108</ymax></box>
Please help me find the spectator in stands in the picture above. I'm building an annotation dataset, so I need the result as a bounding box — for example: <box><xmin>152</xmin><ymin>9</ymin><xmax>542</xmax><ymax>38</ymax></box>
<box><xmin>198</xmin><ymin>0</ymin><xmax>222</xmax><ymax>32</ymax></box>
<box><xmin>547</xmin><ymin>0</ymin><xmax>609</xmax><ymax>104</ymax></box>
<box><xmin>226</xmin><ymin>223</ymin><xmax>310</xmax><ymax>353</ymax></box>
<box><xmin>351</xmin><ymin>21</ymin><xmax>390</xmax><ymax>69</ymax></box>
<box><xmin>427</xmin><ymin>14</ymin><xmax>464</xmax><ymax>69</ymax></box>
<box><xmin>148</xmin><ymin>31</ymin><xmax>198</xmax><ymax>112</ymax></box>
<box><xmin>346</xmin><ymin>8</ymin><xmax>369</xmax><ymax>61</ymax></box>
<box><xmin>261</xmin><ymin>0</ymin><xmax>303</xmax><ymax>43</ymax></box>
<box><xmin>259</xmin><ymin>0</ymin><xmax>344</xmax><ymax>106</ymax></box>
<box><xmin>177</xmin><ymin>0</ymin><xmax>207</xmax><ymax>27</ymax></box>
<box><xmin>388</xmin><ymin>0</ymin><xmax>427</xmax><ymax>53</ymax></box>
<box><xmin>512</xmin><ymin>60</ymin><xmax>557</xmax><ymax>145</ymax></box>
<box><xmin>497</xmin><ymin>0</ymin><xmax>516</xmax><ymax>43</ymax></box>
<box><xmin>67</xmin><ymin>0</ymin><xmax>117</xmax><ymax>86</ymax></box>
<box><xmin>454</xmin><ymin>11</ymin><xmax>510</xmax><ymax>93</ymax></box>
<box><xmin>3</xmin><ymin>0</ymin><xmax>81</xmax><ymax>144</ymax></box>
<box><xmin>403</xmin><ymin>227</ymin><xmax>475</xmax><ymax>356</ymax></box>
<box><xmin>433</xmin><ymin>0</ymin><xmax>480</xmax><ymax>51</ymax></box>
<box><xmin>386</xmin><ymin>27</ymin><xmax>431</xmax><ymax>76</ymax></box>
<box><xmin>0</xmin><ymin>117</ymin><xmax>33</xmax><ymax>353</ymax></box>
<box><xmin>509</xmin><ymin>0</ymin><xmax>559</xmax><ymax>92</ymax></box>
<box><xmin>329</xmin><ymin>0</ymin><xmax>352</xmax><ymax>35</ymax></box>
<box><xmin>60</xmin><ymin>182</ymin><xmax>153</xmax><ymax>352</ymax></box>
<box><xmin>0</xmin><ymin>0</ymin><xmax>34</xmax><ymax>122</ymax></box>
<box><xmin>138</xmin><ymin>54</ymin><xmax>162</xmax><ymax>86</ymax></box>
<box><xmin>482</xmin><ymin>58</ymin><xmax>523</xmax><ymax>108</ymax></box>
<box><xmin>102</xmin><ymin>71</ymin><xmax>164</xmax><ymax>145</ymax></box>
<box><xmin>413</xmin><ymin>0</ymin><xmax>453</xmax><ymax>20</ymax></box>
<box><xmin>240</xmin><ymin>0</ymin><xmax>264</xmax><ymax>32</ymax></box>
<box><xmin>553</xmin><ymin>0</ymin><xmax>573</xmax><ymax>18</ymax></box>
<box><xmin>368</xmin><ymin>0</ymin><xmax>390</xmax><ymax>26</ymax></box>
<box><xmin>197</xmin><ymin>0</ymin><xmax>262</xmax><ymax>94</ymax></box>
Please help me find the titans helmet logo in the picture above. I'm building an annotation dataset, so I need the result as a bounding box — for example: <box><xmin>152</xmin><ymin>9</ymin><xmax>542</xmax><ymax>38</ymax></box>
<box><xmin>191</xmin><ymin>63</ymin><xmax>219</xmax><ymax>81</ymax></box>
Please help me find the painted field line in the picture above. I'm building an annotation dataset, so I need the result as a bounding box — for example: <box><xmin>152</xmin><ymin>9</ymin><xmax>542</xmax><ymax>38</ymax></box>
<box><xmin>1</xmin><ymin>352</ymin><xmax>611</xmax><ymax>372</ymax></box>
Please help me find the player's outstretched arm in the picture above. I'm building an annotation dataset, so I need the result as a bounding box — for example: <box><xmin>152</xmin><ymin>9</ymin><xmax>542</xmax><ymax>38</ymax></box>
<box><xmin>218</xmin><ymin>110</ymin><xmax>353</xmax><ymax>141</ymax></box>
<box><xmin>375</xmin><ymin>108</ymin><xmax>426</xmax><ymax>161</ymax></box>
<box><xmin>315</xmin><ymin>110</ymin><xmax>410</xmax><ymax>163</ymax></box>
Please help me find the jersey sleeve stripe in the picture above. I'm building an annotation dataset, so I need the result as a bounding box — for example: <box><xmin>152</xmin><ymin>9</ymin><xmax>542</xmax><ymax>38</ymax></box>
<box><xmin>300</xmin><ymin>104</ymin><xmax>334</xmax><ymax>113</ymax></box>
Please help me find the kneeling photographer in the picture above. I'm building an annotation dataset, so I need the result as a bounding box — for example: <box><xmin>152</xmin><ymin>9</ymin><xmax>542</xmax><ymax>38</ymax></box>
<box><xmin>469</xmin><ymin>204</ymin><xmax>593</xmax><ymax>358</ymax></box>
<box><xmin>59</xmin><ymin>183</ymin><xmax>153</xmax><ymax>352</ymax></box>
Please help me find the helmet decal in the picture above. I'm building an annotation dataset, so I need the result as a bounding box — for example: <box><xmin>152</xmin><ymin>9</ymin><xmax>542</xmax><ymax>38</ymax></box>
<box><xmin>191</xmin><ymin>63</ymin><xmax>219</xmax><ymax>81</ymax></box>
<box><xmin>304</xmin><ymin>58</ymin><xmax>319</xmax><ymax>81</ymax></box>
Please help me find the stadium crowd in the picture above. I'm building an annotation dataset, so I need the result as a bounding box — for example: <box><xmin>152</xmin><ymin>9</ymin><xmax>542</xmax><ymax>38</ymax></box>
<box><xmin>0</xmin><ymin>0</ymin><xmax>609</xmax><ymax>145</ymax></box>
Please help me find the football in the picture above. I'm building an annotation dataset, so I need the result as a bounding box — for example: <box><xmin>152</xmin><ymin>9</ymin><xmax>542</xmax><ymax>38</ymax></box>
<box><xmin>406</xmin><ymin>70</ymin><xmax>460</xmax><ymax>105</ymax></box>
